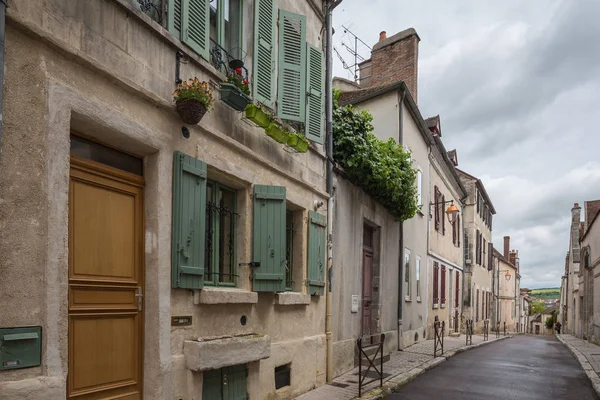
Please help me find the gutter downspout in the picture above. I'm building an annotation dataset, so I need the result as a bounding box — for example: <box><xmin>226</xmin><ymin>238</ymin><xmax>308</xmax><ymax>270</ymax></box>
<box><xmin>0</xmin><ymin>0</ymin><xmax>6</xmax><ymax>162</ymax></box>
<box><xmin>460</xmin><ymin>196</ymin><xmax>467</xmax><ymax>332</ymax></box>
<box><xmin>397</xmin><ymin>88</ymin><xmax>406</xmax><ymax>350</ymax></box>
<box><xmin>325</xmin><ymin>0</ymin><xmax>341</xmax><ymax>383</ymax></box>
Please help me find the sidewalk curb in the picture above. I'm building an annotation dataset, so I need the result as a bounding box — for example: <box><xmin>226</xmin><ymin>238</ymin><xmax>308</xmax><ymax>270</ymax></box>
<box><xmin>356</xmin><ymin>335</ymin><xmax>512</xmax><ymax>399</ymax></box>
<box><xmin>556</xmin><ymin>335</ymin><xmax>600</xmax><ymax>397</ymax></box>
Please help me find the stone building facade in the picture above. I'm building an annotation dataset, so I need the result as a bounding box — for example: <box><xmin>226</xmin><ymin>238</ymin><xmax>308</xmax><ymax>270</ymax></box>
<box><xmin>492</xmin><ymin>238</ymin><xmax>520</xmax><ymax>333</ymax></box>
<box><xmin>0</xmin><ymin>1</ymin><xmax>330</xmax><ymax>399</ymax></box>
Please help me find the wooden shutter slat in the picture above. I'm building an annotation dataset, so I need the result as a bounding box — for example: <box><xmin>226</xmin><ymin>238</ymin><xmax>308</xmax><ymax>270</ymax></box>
<box><xmin>253</xmin><ymin>0</ymin><xmax>276</xmax><ymax>108</ymax></box>
<box><xmin>277</xmin><ymin>10</ymin><xmax>306</xmax><ymax>121</ymax></box>
<box><xmin>308</xmin><ymin>211</ymin><xmax>327</xmax><ymax>296</ymax></box>
<box><xmin>305</xmin><ymin>44</ymin><xmax>325</xmax><ymax>144</ymax></box>
<box><xmin>182</xmin><ymin>0</ymin><xmax>210</xmax><ymax>60</ymax></box>
<box><xmin>253</xmin><ymin>185</ymin><xmax>286</xmax><ymax>292</ymax></box>
<box><xmin>172</xmin><ymin>151</ymin><xmax>207</xmax><ymax>289</ymax></box>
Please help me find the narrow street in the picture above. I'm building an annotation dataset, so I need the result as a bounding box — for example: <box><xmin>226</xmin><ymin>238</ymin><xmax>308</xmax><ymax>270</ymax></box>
<box><xmin>388</xmin><ymin>335</ymin><xmax>598</xmax><ymax>400</ymax></box>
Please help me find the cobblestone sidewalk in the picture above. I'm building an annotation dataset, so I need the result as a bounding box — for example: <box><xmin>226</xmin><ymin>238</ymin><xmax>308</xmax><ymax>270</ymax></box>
<box><xmin>557</xmin><ymin>334</ymin><xmax>600</xmax><ymax>397</ymax></box>
<box><xmin>295</xmin><ymin>334</ymin><xmax>511</xmax><ymax>400</ymax></box>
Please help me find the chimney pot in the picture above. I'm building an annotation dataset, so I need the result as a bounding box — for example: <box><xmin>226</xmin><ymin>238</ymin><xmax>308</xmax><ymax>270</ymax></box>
<box><xmin>379</xmin><ymin>31</ymin><xmax>387</xmax><ymax>41</ymax></box>
<box><xmin>575</xmin><ymin>203</ymin><xmax>579</xmax><ymax>207</ymax></box>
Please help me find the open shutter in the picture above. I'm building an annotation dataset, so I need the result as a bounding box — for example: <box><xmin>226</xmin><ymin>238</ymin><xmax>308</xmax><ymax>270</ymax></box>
<box><xmin>488</xmin><ymin>242</ymin><xmax>493</xmax><ymax>271</ymax></box>
<box><xmin>441</xmin><ymin>265</ymin><xmax>446</xmax><ymax>305</ymax></box>
<box><xmin>202</xmin><ymin>369</ymin><xmax>222</xmax><ymax>399</ymax></box>
<box><xmin>455</xmin><ymin>271</ymin><xmax>460</xmax><ymax>308</ymax></box>
<box><xmin>457</xmin><ymin>215</ymin><xmax>461</xmax><ymax>247</ymax></box>
<box><xmin>168</xmin><ymin>0</ymin><xmax>183</xmax><ymax>39</ymax></box>
<box><xmin>172</xmin><ymin>151</ymin><xmax>207</xmax><ymax>289</ymax></box>
<box><xmin>441</xmin><ymin>194</ymin><xmax>446</xmax><ymax>235</ymax></box>
<box><xmin>433</xmin><ymin>262</ymin><xmax>439</xmax><ymax>304</ymax></box>
<box><xmin>277</xmin><ymin>10</ymin><xmax>306</xmax><ymax>121</ymax></box>
<box><xmin>253</xmin><ymin>185</ymin><xmax>286</xmax><ymax>292</ymax></box>
<box><xmin>253</xmin><ymin>0</ymin><xmax>276</xmax><ymax>108</ymax></box>
<box><xmin>476</xmin><ymin>289</ymin><xmax>479</xmax><ymax>322</ymax></box>
<box><xmin>305</xmin><ymin>44</ymin><xmax>325</xmax><ymax>144</ymax></box>
<box><xmin>224</xmin><ymin>364</ymin><xmax>249</xmax><ymax>400</ymax></box>
<box><xmin>434</xmin><ymin>186</ymin><xmax>440</xmax><ymax>230</ymax></box>
<box><xmin>181</xmin><ymin>0</ymin><xmax>210</xmax><ymax>60</ymax></box>
<box><xmin>308</xmin><ymin>211</ymin><xmax>327</xmax><ymax>295</ymax></box>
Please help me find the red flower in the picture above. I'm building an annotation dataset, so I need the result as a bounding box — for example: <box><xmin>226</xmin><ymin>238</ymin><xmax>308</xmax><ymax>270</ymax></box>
<box><xmin>235</xmin><ymin>68</ymin><xmax>242</xmax><ymax>74</ymax></box>
<box><xmin>243</xmin><ymin>79</ymin><xmax>248</xmax><ymax>85</ymax></box>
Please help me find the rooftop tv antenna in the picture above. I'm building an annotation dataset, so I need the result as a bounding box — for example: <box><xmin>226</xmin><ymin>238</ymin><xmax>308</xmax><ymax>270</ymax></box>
<box><xmin>340</xmin><ymin>25</ymin><xmax>371</xmax><ymax>83</ymax></box>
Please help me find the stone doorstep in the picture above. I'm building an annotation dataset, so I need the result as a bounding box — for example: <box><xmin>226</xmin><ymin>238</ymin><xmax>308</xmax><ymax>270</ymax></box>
<box><xmin>183</xmin><ymin>333</ymin><xmax>271</xmax><ymax>371</ymax></box>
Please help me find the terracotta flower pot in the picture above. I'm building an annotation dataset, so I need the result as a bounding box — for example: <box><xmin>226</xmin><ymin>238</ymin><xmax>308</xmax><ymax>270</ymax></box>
<box><xmin>176</xmin><ymin>98</ymin><xmax>208</xmax><ymax>125</ymax></box>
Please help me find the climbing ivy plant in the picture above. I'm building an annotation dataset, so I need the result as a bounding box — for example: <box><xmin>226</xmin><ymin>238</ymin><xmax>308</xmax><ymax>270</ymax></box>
<box><xmin>332</xmin><ymin>90</ymin><xmax>419</xmax><ymax>221</ymax></box>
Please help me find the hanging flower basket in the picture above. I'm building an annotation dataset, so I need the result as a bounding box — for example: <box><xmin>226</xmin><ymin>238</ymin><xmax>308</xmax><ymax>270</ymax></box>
<box><xmin>175</xmin><ymin>98</ymin><xmax>208</xmax><ymax>124</ymax></box>
<box><xmin>173</xmin><ymin>78</ymin><xmax>214</xmax><ymax>125</ymax></box>
<box><xmin>265</xmin><ymin>122</ymin><xmax>290</xmax><ymax>144</ymax></box>
<box><xmin>245</xmin><ymin>104</ymin><xmax>271</xmax><ymax>128</ymax></box>
<box><xmin>287</xmin><ymin>133</ymin><xmax>310</xmax><ymax>153</ymax></box>
<box><xmin>220</xmin><ymin>83</ymin><xmax>252</xmax><ymax>111</ymax></box>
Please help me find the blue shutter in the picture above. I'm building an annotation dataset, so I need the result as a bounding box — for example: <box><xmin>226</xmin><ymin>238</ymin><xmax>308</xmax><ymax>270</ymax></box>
<box><xmin>182</xmin><ymin>0</ymin><xmax>210</xmax><ymax>60</ymax></box>
<box><xmin>167</xmin><ymin>0</ymin><xmax>183</xmax><ymax>39</ymax></box>
<box><xmin>253</xmin><ymin>0</ymin><xmax>276</xmax><ymax>108</ymax></box>
<box><xmin>253</xmin><ymin>185</ymin><xmax>286</xmax><ymax>292</ymax></box>
<box><xmin>277</xmin><ymin>10</ymin><xmax>306</xmax><ymax>121</ymax></box>
<box><xmin>305</xmin><ymin>44</ymin><xmax>325</xmax><ymax>144</ymax></box>
<box><xmin>172</xmin><ymin>151</ymin><xmax>207</xmax><ymax>289</ymax></box>
<box><xmin>307</xmin><ymin>211</ymin><xmax>326</xmax><ymax>296</ymax></box>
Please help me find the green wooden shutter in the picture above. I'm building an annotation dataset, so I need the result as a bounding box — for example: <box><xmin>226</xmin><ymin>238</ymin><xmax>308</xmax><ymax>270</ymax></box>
<box><xmin>172</xmin><ymin>151</ymin><xmax>207</xmax><ymax>289</ymax></box>
<box><xmin>181</xmin><ymin>0</ymin><xmax>210</xmax><ymax>60</ymax></box>
<box><xmin>253</xmin><ymin>0</ymin><xmax>276</xmax><ymax>108</ymax></box>
<box><xmin>253</xmin><ymin>185</ymin><xmax>286</xmax><ymax>292</ymax></box>
<box><xmin>224</xmin><ymin>364</ymin><xmax>248</xmax><ymax>400</ymax></box>
<box><xmin>305</xmin><ymin>44</ymin><xmax>325</xmax><ymax>144</ymax></box>
<box><xmin>167</xmin><ymin>0</ymin><xmax>183</xmax><ymax>39</ymax></box>
<box><xmin>307</xmin><ymin>211</ymin><xmax>326</xmax><ymax>296</ymax></box>
<box><xmin>277</xmin><ymin>10</ymin><xmax>306</xmax><ymax>121</ymax></box>
<box><xmin>202</xmin><ymin>369</ymin><xmax>222</xmax><ymax>399</ymax></box>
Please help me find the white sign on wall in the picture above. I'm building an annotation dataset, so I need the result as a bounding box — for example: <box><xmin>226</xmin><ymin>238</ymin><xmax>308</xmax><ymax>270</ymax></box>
<box><xmin>351</xmin><ymin>295</ymin><xmax>359</xmax><ymax>313</ymax></box>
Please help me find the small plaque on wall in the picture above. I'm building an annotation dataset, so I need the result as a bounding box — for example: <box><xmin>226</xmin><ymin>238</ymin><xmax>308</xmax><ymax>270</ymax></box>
<box><xmin>351</xmin><ymin>295</ymin><xmax>359</xmax><ymax>313</ymax></box>
<box><xmin>171</xmin><ymin>316</ymin><xmax>193</xmax><ymax>326</ymax></box>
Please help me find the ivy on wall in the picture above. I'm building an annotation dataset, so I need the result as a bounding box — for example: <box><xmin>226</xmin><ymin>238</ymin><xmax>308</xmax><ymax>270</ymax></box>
<box><xmin>332</xmin><ymin>90</ymin><xmax>419</xmax><ymax>221</ymax></box>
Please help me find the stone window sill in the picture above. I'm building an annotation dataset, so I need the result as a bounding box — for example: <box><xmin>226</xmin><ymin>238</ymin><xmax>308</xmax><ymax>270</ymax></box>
<box><xmin>184</xmin><ymin>333</ymin><xmax>271</xmax><ymax>371</ymax></box>
<box><xmin>433</xmin><ymin>304</ymin><xmax>439</xmax><ymax>309</ymax></box>
<box><xmin>193</xmin><ymin>287</ymin><xmax>258</xmax><ymax>305</ymax></box>
<box><xmin>275</xmin><ymin>292</ymin><xmax>311</xmax><ymax>306</ymax></box>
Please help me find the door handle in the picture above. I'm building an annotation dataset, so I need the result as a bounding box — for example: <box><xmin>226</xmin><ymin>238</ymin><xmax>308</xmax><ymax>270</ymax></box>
<box><xmin>135</xmin><ymin>287</ymin><xmax>143</xmax><ymax>311</ymax></box>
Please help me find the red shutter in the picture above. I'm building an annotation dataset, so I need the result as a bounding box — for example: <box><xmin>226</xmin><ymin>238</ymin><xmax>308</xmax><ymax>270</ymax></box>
<box><xmin>442</xmin><ymin>194</ymin><xmax>446</xmax><ymax>235</ymax></box>
<box><xmin>455</xmin><ymin>271</ymin><xmax>459</xmax><ymax>308</ymax></box>
<box><xmin>433</xmin><ymin>262</ymin><xmax>439</xmax><ymax>304</ymax></box>
<box><xmin>434</xmin><ymin>186</ymin><xmax>440</xmax><ymax>230</ymax></box>
<box><xmin>441</xmin><ymin>265</ymin><xmax>446</xmax><ymax>304</ymax></box>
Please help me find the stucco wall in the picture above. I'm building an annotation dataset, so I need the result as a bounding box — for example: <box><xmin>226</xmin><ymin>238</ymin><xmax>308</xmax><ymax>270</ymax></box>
<box><xmin>0</xmin><ymin>0</ymin><xmax>328</xmax><ymax>399</ymax></box>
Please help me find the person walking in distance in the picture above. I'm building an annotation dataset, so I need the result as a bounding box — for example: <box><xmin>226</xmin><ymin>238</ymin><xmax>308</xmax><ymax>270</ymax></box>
<box><xmin>555</xmin><ymin>321</ymin><xmax>562</xmax><ymax>335</ymax></box>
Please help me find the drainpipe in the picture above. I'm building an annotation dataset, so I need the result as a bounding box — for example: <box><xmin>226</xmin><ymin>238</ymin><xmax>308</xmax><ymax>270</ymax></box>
<box><xmin>460</xmin><ymin>196</ymin><xmax>467</xmax><ymax>331</ymax></box>
<box><xmin>0</xmin><ymin>0</ymin><xmax>6</xmax><ymax>162</ymax></box>
<box><xmin>325</xmin><ymin>0</ymin><xmax>341</xmax><ymax>383</ymax></box>
<box><xmin>397</xmin><ymin>88</ymin><xmax>406</xmax><ymax>349</ymax></box>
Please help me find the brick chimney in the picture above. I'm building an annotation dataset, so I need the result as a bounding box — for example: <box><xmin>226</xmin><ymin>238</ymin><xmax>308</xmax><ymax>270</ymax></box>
<box><xmin>358</xmin><ymin>28</ymin><xmax>421</xmax><ymax>102</ymax></box>
<box><xmin>509</xmin><ymin>250</ymin><xmax>516</xmax><ymax>266</ymax></box>
<box><xmin>503</xmin><ymin>236</ymin><xmax>510</xmax><ymax>259</ymax></box>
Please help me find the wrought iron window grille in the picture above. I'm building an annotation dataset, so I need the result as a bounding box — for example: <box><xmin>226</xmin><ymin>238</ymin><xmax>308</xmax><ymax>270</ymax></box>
<box><xmin>210</xmin><ymin>39</ymin><xmax>249</xmax><ymax>82</ymax></box>
<box><xmin>137</xmin><ymin>0</ymin><xmax>163</xmax><ymax>24</ymax></box>
<box><xmin>204</xmin><ymin>198</ymin><xmax>239</xmax><ymax>284</ymax></box>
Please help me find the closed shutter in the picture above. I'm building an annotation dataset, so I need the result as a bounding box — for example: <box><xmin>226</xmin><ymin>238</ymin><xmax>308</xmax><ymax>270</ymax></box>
<box><xmin>452</xmin><ymin>215</ymin><xmax>457</xmax><ymax>245</ymax></box>
<box><xmin>475</xmin><ymin>230</ymin><xmax>480</xmax><ymax>265</ymax></box>
<box><xmin>277</xmin><ymin>10</ymin><xmax>306</xmax><ymax>121</ymax></box>
<box><xmin>488</xmin><ymin>242</ymin><xmax>493</xmax><ymax>271</ymax></box>
<box><xmin>307</xmin><ymin>211</ymin><xmax>327</xmax><ymax>295</ymax></box>
<box><xmin>168</xmin><ymin>0</ymin><xmax>183</xmax><ymax>39</ymax></box>
<box><xmin>455</xmin><ymin>271</ymin><xmax>459</xmax><ymax>308</ymax></box>
<box><xmin>224</xmin><ymin>364</ymin><xmax>249</xmax><ymax>400</ymax></box>
<box><xmin>456</xmin><ymin>215</ymin><xmax>461</xmax><ymax>247</ymax></box>
<box><xmin>172</xmin><ymin>151</ymin><xmax>207</xmax><ymax>289</ymax></box>
<box><xmin>441</xmin><ymin>195</ymin><xmax>446</xmax><ymax>235</ymax></box>
<box><xmin>441</xmin><ymin>265</ymin><xmax>446</xmax><ymax>304</ymax></box>
<box><xmin>253</xmin><ymin>0</ymin><xmax>276</xmax><ymax>108</ymax></box>
<box><xmin>203</xmin><ymin>369</ymin><xmax>222</xmax><ymax>399</ymax></box>
<box><xmin>433</xmin><ymin>262</ymin><xmax>439</xmax><ymax>304</ymax></box>
<box><xmin>476</xmin><ymin>289</ymin><xmax>479</xmax><ymax>322</ymax></box>
<box><xmin>253</xmin><ymin>185</ymin><xmax>286</xmax><ymax>292</ymax></box>
<box><xmin>305</xmin><ymin>44</ymin><xmax>325</xmax><ymax>144</ymax></box>
<box><xmin>434</xmin><ymin>186</ymin><xmax>440</xmax><ymax>230</ymax></box>
<box><xmin>181</xmin><ymin>0</ymin><xmax>210</xmax><ymax>60</ymax></box>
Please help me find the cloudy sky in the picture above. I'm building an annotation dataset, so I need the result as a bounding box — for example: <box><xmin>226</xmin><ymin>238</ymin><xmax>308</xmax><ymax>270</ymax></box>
<box><xmin>332</xmin><ymin>0</ymin><xmax>600</xmax><ymax>289</ymax></box>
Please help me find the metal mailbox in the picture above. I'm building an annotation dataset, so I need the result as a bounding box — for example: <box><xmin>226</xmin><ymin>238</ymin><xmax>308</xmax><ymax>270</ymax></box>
<box><xmin>0</xmin><ymin>326</ymin><xmax>42</xmax><ymax>370</ymax></box>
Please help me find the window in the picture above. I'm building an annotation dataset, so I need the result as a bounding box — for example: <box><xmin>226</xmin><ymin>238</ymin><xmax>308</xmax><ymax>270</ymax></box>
<box><xmin>404</xmin><ymin>249</ymin><xmax>411</xmax><ymax>300</ymax></box>
<box><xmin>416</xmin><ymin>256</ymin><xmax>421</xmax><ymax>301</ymax></box>
<box><xmin>452</xmin><ymin>214</ymin><xmax>461</xmax><ymax>247</ymax></box>
<box><xmin>203</xmin><ymin>364</ymin><xmax>248</xmax><ymax>399</ymax></box>
<box><xmin>275</xmin><ymin>364</ymin><xmax>291</xmax><ymax>389</ymax></box>
<box><xmin>205</xmin><ymin>181</ymin><xmax>238</xmax><ymax>286</ymax></box>
<box><xmin>416</xmin><ymin>170</ymin><xmax>423</xmax><ymax>206</ymax></box>
<box><xmin>285</xmin><ymin>211</ymin><xmax>294</xmax><ymax>291</ymax></box>
<box><xmin>209</xmin><ymin>0</ymin><xmax>243</xmax><ymax>71</ymax></box>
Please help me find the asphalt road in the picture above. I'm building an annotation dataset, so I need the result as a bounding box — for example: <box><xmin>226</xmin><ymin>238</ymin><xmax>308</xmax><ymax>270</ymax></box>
<box><xmin>387</xmin><ymin>335</ymin><xmax>598</xmax><ymax>400</ymax></box>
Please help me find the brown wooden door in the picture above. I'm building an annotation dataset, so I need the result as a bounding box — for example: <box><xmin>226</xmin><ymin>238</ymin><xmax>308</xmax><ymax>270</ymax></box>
<box><xmin>68</xmin><ymin>157</ymin><xmax>144</xmax><ymax>399</ymax></box>
<box><xmin>362</xmin><ymin>249</ymin><xmax>373</xmax><ymax>336</ymax></box>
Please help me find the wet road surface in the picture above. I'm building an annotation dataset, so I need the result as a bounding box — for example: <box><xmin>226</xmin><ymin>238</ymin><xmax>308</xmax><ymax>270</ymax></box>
<box><xmin>387</xmin><ymin>335</ymin><xmax>598</xmax><ymax>400</ymax></box>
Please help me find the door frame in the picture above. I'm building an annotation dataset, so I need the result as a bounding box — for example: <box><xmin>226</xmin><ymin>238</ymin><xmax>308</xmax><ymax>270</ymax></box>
<box><xmin>67</xmin><ymin>154</ymin><xmax>145</xmax><ymax>398</ymax></box>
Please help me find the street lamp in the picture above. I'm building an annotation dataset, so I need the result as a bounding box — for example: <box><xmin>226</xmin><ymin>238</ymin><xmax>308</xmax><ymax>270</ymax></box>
<box><xmin>429</xmin><ymin>199</ymin><xmax>460</xmax><ymax>224</ymax></box>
